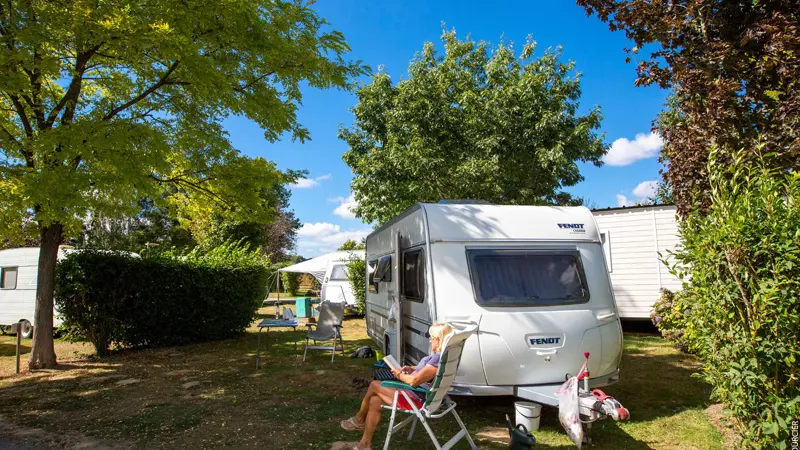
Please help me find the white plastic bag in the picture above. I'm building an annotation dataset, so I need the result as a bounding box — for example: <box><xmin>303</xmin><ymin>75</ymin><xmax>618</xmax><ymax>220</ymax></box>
<box><xmin>556</xmin><ymin>374</ymin><xmax>584</xmax><ymax>448</ymax></box>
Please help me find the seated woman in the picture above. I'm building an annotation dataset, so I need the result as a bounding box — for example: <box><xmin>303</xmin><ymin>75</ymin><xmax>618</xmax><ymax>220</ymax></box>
<box><xmin>336</xmin><ymin>322</ymin><xmax>453</xmax><ymax>450</ymax></box>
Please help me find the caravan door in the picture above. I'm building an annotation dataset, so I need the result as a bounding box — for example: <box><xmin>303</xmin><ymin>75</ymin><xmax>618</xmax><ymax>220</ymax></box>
<box><xmin>467</xmin><ymin>248</ymin><xmax>613</xmax><ymax>386</ymax></box>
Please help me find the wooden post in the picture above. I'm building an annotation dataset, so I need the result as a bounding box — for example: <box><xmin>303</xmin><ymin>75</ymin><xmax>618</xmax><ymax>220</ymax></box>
<box><xmin>14</xmin><ymin>322</ymin><xmax>21</xmax><ymax>375</ymax></box>
<box><xmin>276</xmin><ymin>271</ymin><xmax>281</xmax><ymax>319</ymax></box>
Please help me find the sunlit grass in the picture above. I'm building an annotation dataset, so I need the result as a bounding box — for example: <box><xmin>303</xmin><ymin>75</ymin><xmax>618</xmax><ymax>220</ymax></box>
<box><xmin>0</xmin><ymin>311</ymin><xmax>723</xmax><ymax>449</ymax></box>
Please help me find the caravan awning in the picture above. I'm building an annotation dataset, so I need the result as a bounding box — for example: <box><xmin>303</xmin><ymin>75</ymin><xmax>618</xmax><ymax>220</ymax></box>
<box><xmin>278</xmin><ymin>250</ymin><xmax>365</xmax><ymax>283</ymax></box>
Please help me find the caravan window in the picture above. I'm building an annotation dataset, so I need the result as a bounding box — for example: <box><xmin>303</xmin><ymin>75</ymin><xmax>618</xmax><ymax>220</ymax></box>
<box><xmin>1</xmin><ymin>267</ymin><xmax>17</xmax><ymax>290</ymax></box>
<box><xmin>368</xmin><ymin>260</ymin><xmax>378</xmax><ymax>293</ymax></box>
<box><xmin>375</xmin><ymin>255</ymin><xmax>392</xmax><ymax>282</ymax></box>
<box><xmin>402</xmin><ymin>249</ymin><xmax>425</xmax><ymax>302</ymax></box>
<box><xmin>466</xmin><ymin>249</ymin><xmax>589</xmax><ymax>307</ymax></box>
<box><xmin>330</xmin><ymin>264</ymin><xmax>349</xmax><ymax>281</ymax></box>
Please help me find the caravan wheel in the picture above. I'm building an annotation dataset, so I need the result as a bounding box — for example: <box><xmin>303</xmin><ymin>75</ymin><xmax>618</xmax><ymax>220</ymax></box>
<box><xmin>19</xmin><ymin>320</ymin><xmax>33</xmax><ymax>339</ymax></box>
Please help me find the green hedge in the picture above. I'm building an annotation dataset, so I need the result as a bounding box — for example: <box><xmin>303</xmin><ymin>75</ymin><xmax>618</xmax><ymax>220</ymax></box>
<box><xmin>56</xmin><ymin>243</ymin><xmax>269</xmax><ymax>356</ymax></box>
<box><xmin>346</xmin><ymin>256</ymin><xmax>366</xmax><ymax>316</ymax></box>
<box><xmin>670</xmin><ymin>148</ymin><xmax>800</xmax><ymax>448</ymax></box>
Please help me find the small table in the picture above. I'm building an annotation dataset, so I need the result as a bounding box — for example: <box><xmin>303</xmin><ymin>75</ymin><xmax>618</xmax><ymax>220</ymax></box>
<box><xmin>256</xmin><ymin>319</ymin><xmax>300</xmax><ymax>369</ymax></box>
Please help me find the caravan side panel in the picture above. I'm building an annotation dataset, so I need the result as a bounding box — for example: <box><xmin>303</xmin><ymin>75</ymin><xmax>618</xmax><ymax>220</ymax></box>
<box><xmin>593</xmin><ymin>205</ymin><xmax>681</xmax><ymax>319</ymax></box>
<box><xmin>0</xmin><ymin>248</ymin><xmax>39</xmax><ymax>326</ymax></box>
<box><xmin>365</xmin><ymin>207</ymin><xmax>428</xmax><ymax>355</ymax></box>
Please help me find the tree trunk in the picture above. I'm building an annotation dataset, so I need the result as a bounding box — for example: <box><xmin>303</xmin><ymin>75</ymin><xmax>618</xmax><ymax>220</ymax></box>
<box><xmin>28</xmin><ymin>223</ymin><xmax>63</xmax><ymax>370</ymax></box>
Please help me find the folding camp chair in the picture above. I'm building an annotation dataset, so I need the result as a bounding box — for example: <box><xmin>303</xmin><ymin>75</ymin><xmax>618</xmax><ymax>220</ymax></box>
<box><xmin>380</xmin><ymin>323</ymin><xmax>478</xmax><ymax>450</ymax></box>
<box><xmin>302</xmin><ymin>300</ymin><xmax>345</xmax><ymax>363</ymax></box>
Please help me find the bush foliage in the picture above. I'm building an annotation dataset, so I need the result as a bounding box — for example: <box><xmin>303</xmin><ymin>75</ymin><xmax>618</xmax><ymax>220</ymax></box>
<box><xmin>650</xmin><ymin>289</ymin><xmax>697</xmax><ymax>353</ymax></box>
<box><xmin>56</xmin><ymin>243</ymin><xmax>269</xmax><ymax>356</ymax></box>
<box><xmin>280</xmin><ymin>270</ymin><xmax>300</xmax><ymax>296</ymax></box>
<box><xmin>345</xmin><ymin>256</ymin><xmax>366</xmax><ymax>316</ymax></box>
<box><xmin>670</xmin><ymin>147</ymin><xmax>800</xmax><ymax>448</ymax></box>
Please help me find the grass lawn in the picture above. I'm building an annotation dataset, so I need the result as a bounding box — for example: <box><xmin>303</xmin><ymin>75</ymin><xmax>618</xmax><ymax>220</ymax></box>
<box><xmin>0</xmin><ymin>311</ymin><xmax>725</xmax><ymax>449</ymax></box>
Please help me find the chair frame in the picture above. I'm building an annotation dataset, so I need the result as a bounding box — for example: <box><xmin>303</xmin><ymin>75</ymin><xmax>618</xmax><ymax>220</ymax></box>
<box><xmin>302</xmin><ymin>301</ymin><xmax>345</xmax><ymax>363</ymax></box>
<box><xmin>379</xmin><ymin>323</ymin><xmax>478</xmax><ymax>450</ymax></box>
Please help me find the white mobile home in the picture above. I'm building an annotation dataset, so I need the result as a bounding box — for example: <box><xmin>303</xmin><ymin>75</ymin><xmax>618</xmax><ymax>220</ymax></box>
<box><xmin>592</xmin><ymin>205</ymin><xmax>681</xmax><ymax>319</ymax></box>
<box><xmin>365</xmin><ymin>202</ymin><xmax>623</xmax><ymax>406</ymax></box>
<box><xmin>0</xmin><ymin>247</ymin><xmax>69</xmax><ymax>337</ymax></box>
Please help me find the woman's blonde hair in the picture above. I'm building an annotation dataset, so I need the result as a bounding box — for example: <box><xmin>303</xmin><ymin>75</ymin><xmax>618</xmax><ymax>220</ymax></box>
<box><xmin>429</xmin><ymin>322</ymin><xmax>454</xmax><ymax>341</ymax></box>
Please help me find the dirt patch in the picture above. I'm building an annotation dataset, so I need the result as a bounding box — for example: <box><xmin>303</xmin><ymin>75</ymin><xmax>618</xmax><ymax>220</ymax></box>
<box><xmin>0</xmin><ymin>417</ymin><xmax>131</xmax><ymax>449</ymax></box>
<box><xmin>705</xmin><ymin>403</ymin><xmax>741</xmax><ymax>449</ymax></box>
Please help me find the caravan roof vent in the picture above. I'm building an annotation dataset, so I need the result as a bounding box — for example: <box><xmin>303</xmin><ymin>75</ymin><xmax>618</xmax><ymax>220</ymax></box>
<box><xmin>438</xmin><ymin>199</ymin><xmax>491</xmax><ymax>205</ymax></box>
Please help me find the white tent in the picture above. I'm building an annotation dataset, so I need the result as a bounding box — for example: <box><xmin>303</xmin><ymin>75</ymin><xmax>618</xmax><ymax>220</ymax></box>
<box><xmin>275</xmin><ymin>250</ymin><xmax>365</xmax><ymax>300</ymax></box>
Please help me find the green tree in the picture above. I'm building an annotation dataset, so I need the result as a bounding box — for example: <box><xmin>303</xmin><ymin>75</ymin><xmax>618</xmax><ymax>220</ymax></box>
<box><xmin>337</xmin><ymin>238</ymin><xmax>365</xmax><ymax>251</ymax></box>
<box><xmin>578</xmin><ymin>0</ymin><xmax>800</xmax><ymax>216</ymax></box>
<box><xmin>340</xmin><ymin>30</ymin><xmax>606</xmax><ymax>224</ymax></box>
<box><xmin>0</xmin><ymin>0</ymin><xmax>364</xmax><ymax>369</ymax></box>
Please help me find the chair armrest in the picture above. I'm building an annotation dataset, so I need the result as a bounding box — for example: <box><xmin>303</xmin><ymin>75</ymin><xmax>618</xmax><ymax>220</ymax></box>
<box><xmin>381</xmin><ymin>380</ymin><xmax>430</xmax><ymax>394</ymax></box>
<box><xmin>305</xmin><ymin>323</ymin><xmax>316</xmax><ymax>329</ymax></box>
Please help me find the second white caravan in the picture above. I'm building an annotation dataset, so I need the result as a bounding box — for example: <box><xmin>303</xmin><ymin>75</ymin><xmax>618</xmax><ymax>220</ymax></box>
<box><xmin>364</xmin><ymin>202</ymin><xmax>623</xmax><ymax>406</ymax></box>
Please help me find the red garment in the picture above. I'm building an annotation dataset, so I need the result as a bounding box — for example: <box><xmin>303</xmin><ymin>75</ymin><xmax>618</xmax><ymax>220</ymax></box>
<box><xmin>396</xmin><ymin>390</ymin><xmax>424</xmax><ymax>410</ymax></box>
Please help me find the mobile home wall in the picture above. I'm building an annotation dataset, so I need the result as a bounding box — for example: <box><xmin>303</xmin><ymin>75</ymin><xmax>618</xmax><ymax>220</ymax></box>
<box><xmin>592</xmin><ymin>205</ymin><xmax>682</xmax><ymax>319</ymax></box>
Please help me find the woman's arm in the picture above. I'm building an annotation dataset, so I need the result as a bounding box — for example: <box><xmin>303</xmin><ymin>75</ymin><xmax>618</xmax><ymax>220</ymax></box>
<box><xmin>394</xmin><ymin>364</ymin><xmax>437</xmax><ymax>387</ymax></box>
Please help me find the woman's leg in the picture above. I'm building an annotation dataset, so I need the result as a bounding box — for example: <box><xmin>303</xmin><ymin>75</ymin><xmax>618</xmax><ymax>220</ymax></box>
<box><xmin>359</xmin><ymin>389</ymin><xmax>396</xmax><ymax>448</ymax></box>
<box><xmin>354</xmin><ymin>381</ymin><xmax>395</xmax><ymax>424</ymax></box>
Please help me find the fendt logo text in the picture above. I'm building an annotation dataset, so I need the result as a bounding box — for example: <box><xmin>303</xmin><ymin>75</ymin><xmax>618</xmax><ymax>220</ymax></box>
<box><xmin>557</xmin><ymin>223</ymin><xmax>585</xmax><ymax>229</ymax></box>
<box><xmin>530</xmin><ymin>337</ymin><xmax>561</xmax><ymax>345</ymax></box>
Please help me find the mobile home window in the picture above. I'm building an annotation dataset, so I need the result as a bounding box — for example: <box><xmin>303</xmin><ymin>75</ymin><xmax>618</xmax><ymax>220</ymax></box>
<box><xmin>1</xmin><ymin>267</ymin><xmax>18</xmax><ymax>290</ymax></box>
<box><xmin>402</xmin><ymin>249</ymin><xmax>425</xmax><ymax>302</ymax></box>
<box><xmin>466</xmin><ymin>249</ymin><xmax>589</xmax><ymax>307</ymax></box>
<box><xmin>330</xmin><ymin>264</ymin><xmax>349</xmax><ymax>281</ymax></box>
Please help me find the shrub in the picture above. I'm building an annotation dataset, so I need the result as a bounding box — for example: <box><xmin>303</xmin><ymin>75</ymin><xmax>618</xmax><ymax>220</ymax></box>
<box><xmin>650</xmin><ymin>289</ymin><xmax>697</xmax><ymax>353</ymax></box>
<box><xmin>280</xmin><ymin>270</ymin><xmax>300</xmax><ymax>296</ymax></box>
<box><xmin>56</xmin><ymin>242</ymin><xmax>269</xmax><ymax>356</ymax></box>
<box><xmin>670</xmin><ymin>147</ymin><xmax>800</xmax><ymax>448</ymax></box>
<box><xmin>346</xmin><ymin>256</ymin><xmax>366</xmax><ymax>316</ymax></box>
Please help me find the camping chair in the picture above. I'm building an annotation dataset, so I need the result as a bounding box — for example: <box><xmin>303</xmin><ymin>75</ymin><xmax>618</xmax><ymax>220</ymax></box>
<box><xmin>302</xmin><ymin>300</ymin><xmax>345</xmax><ymax>363</ymax></box>
<box><xmin>380</xmin><ymin>323</ymin><xmax>479</xmax><ymax>450</ymax></box>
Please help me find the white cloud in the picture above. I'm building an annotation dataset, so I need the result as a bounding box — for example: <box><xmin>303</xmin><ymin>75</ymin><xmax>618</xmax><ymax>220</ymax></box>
<box><xmin>296</xmin><ymin>222</ymin><xmax>371</xmax><ymax>257</ymax></box>
<box><xmin>289</xmin><ymin>173</ymin><xmax>332</xmax><ymax>189</ymax></box>
<box><xmin>616</xmin><ymin>194</ymin><xmax>635</xmax><ymax>207</ymax></box>
<box><xmin>632</xmin><ymin>180</ymin><xmax>658</xmax><ymax>199</ymax></box>
<box><xmin>332</xmin><ymin>194</ymin><xmax>358</xmax><ymax>219</ymax></box>
<box><xmin>603</xmin><ymin>132</ymin><xmax>663</xmax><ymax>166</ymax></box>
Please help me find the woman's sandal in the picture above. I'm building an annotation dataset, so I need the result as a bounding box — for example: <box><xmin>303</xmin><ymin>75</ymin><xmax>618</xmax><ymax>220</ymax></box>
<box><xmin>340</xmin><ymin>417</ymin><xmax>365</xmax><ymax>431</ymax></box>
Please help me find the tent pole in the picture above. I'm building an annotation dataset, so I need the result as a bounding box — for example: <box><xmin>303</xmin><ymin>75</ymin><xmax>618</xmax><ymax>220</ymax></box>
<box><xmin>276</xmin><ymin>271</ymin><xmax>281</xmax><ymax>318</ymax></box>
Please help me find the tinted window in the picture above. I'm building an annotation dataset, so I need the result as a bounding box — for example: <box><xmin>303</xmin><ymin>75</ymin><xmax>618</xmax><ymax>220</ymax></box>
<box><xmin>402</xmin><ymin>249</ymin><xmax>425</xmax><ymax>302</ymax></box>
<box><xmin>368</xmin><ymin>260</ymin><xmax>378</xmax><ymax>293</ymax></box>
<box><xmin>1</xmin><ymin>267</ymin><xmax>17</xmax><ymax>290</ymax></box>
<box><xmin>330</xmin><ymin>264</ymin><xmax>349</xmax><ymax>281</ymax></box>
<box><xmin>375</xmin><ymin>255</ymin><xmax>392</xmax><ymax>282</ymax></box>
<box><xmin>467</xmin><ymin>249</ymin><xmax>589</xmax><ymax>306</ymax></box>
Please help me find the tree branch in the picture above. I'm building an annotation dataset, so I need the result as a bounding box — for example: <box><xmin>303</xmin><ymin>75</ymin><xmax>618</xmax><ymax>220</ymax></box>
<box><xmin>48</xmin><ymin>45</ymin><xmax>102</xmax><ymax>127</ymax></box>
<box><xmin>150</xmin><ymin>173</ymin><xmax>232</xmax><ymax>209</ymax></box>
<box><xmin>103</xmin><ymin>61</ymin><xmax>181</xmax><ymax>121</ymax></box>
<box><xmin>8</xmin><ymin>94</ymin><xmax>33</xmax><ymax>137</ymax></box>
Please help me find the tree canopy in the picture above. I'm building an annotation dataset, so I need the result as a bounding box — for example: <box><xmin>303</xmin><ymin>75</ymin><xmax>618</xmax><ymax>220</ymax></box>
<box><xmin>578</xmin><ymin>0</ymin><xmax>800</xmax><ymax>216</ymax></box>
<box><xmin>337</xmin><ymin>238</ymin><xmax>365</xmax><ymax>251</ymax></box>
<box><xmin>0</xmin><ymin>0</ymin><xmax>365</xmax><ymax>368</ymax></box>
<box><xmin>340</xmin><ymin>31</ymin><xmax>606</xmax><ymax>224</ymax></box>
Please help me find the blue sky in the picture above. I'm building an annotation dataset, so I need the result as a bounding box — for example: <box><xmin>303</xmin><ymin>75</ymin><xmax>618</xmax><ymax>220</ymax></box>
<box><xmin>223</xmin><ymin>1</ymin><xmax>669</xmax><ymax>257</ymax></box>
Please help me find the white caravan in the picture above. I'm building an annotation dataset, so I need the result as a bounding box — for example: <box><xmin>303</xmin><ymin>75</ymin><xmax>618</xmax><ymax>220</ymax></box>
<box><xmin>278</xmin><ymin>250</ymin><xmax>365</xmax><ymax>307</ymax></box>
<box><xmin>364</xmin><ymin>203</ymin><xmax>623</xmax><ymax>406</ymax></box>
<box><xmin>0</xmin><ymin>247</ymin><xmax>69</xmax><ymax>337</ymax></box>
